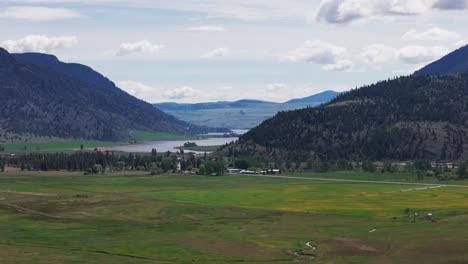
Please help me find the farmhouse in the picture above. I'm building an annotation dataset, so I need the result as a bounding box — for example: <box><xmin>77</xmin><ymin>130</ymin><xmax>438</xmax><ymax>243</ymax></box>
<box><xmin>431</xmin><ymin>162</ymin><xmax>459</xmax><ymax>169</ymax></box>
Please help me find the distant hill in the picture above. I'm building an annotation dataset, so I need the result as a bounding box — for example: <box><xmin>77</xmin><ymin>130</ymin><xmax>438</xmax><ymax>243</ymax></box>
<box><xmin>154</xmin><ymin>91</ymin><xmax>341</xmax><ymax>129</ymax></box>
<box><xmin>221</xmin><ymin>73</ymin><xmax>468</xmax><ymax>161</ymax></box>
<box><xmin>285</xmin><ymin>90</ymin><xmax>341</xmax><ymax>104</ymax></box>
<box><xmin>415</xmin><ymin>45</ymin><xmax>468</xmax><ymax>75</ymax></box>
<box><xmin>0</xmin><ymin>48</ymin><xmax>226</xmax><ymax>143</ymax></box>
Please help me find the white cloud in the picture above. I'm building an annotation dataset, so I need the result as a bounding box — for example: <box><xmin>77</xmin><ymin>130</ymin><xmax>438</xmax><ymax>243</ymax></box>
<box><xmin>164</xmin><ymin>86</ymin><xmax>199</xmax><ymax>99</ymax></box>
<box><xmin>398</xmin><ymin>45</ymin><xmax>449</xmax><ymax>64</ymax></box>
<box><xmin>201</xmin><ymin>47</ymin><xmax>229</xmax><ymax>59</ymax></box>
<box><xmin>284</xmin><ymin>40</ymin><xmax>346</xmax><ymax>64</ymax></box>
<box><xmin>284</xmin><ymin>40</ymin><xmax>353</xmax><ymax>71</ymax></box>
<box><xmin>358</xmin><ymin>44</ymin><xmax>397</xmax><ymax>64</ymax></box>
<box><xmin>1</xmin><ymin>35</ymin><xmax>78</xmax><ymax>53</ymax></box>
<box><xmin>455</xmin><ymin>39</ymin><xmax>468</xmax><ymax>47</ymax></box>
<box><xmin>322</xmin><ymin>60</ymin><xmax>354</xmax><ymax>71</ymax></box>
<box><xmin>114</xmin><ymin>40</ymin><xmax>164</xmax><ymax>56</ymax></box>
<box><xmin>117</xmin><ymin>81</ymin><xmax>198</xmax><ymax>102</ymax></box>
<box><xmin>358</xmin><ymin>43</ymin><xmax>453</xmax><ymax>65</ymax></box>
<box><xmin>189</xmin><ymin>26</ymin><xmax>225</xmax><ymax>32</ymax></box>
<box><xmin>315</xmin><ymin>0</ymin><xmax>441</xmax><ymax>24</ymax></box>
<box><xmin>265</xmin><ymin>83</ymin><xmax>288</xmax><ymax>92</ymax></box>
<box><xmin>117</xmin><ymin>80</ymin><xmax>158</xmax><ymax>99</ymax></box>
<box><xmin>0</xmin><ymin>6</ymin><xmax>80</xmax><ymax>21</ymax></box>
<box><xmin>402</xmin><ymin>27</ymin><xmax>461</xmax><ymax>41</ymax></box>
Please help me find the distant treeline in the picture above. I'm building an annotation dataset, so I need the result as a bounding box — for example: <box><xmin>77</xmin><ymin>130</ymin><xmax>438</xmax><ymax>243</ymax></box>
<box><xmin>0</xmin><ymin>150</ymin><xmax>225</xmax><ymax>175</ymax></box>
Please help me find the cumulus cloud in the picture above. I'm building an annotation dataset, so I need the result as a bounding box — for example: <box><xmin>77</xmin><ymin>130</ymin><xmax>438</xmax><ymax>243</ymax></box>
<box><xmin>265</xmin><ymin>83</ymin><xmax>288</xmax><ymax>92</ymax></box>
<box><xmin>164</xmin><ymin>86</ymin><xmax>199</xmax><ymax>99</ymax></box>
<box><xmin>114</xmin><ymin>40</ymin><xmax>164</xmax><ymax>56</ymax></box>
<box><xmin>321</xmin><ymin>59</ymin><xmax>354</xmax><ymax>71</ymax></box>
<box><xmin>455</xmin><ymin>39</ymin><xmax>468</xmax><ymax>47</ymax></box>
<box><xmin>433</xmin><ymin>0</ymin><xmax>468</xmax><ymax>10</ymax></box>
<box><xmin>358</xmin><ymin>43</ymin><xmax>451</xmax><ymax>65</ymax></box>
<box><xmin>118</xmin><ymin>81</ymin><xmax>198</xmax><ymax>102</ymax></box>
<box><xmin>315</xmin><ymin>0</ymin><xmax>454</xmax><ymax>24</ymax></box>
<box><xmin>0</xmin><ymin>6</ymin><xmax>80</xmax><ymax>21</ymax></box>
<box><xmin>1</xmin><ymin>35</ymin><xmax>78</xmax><ymax>53</ymax></box>
<box><xmin>358</xmin><ymin>44</ymin><xmax>398</xmax><ymax>64</ymax></box>
<box><xmin>201</xmin><ymin>47</ymin><xmax>229</xmax><ymax>59</ymax></box>
<box><xmin>398</xmin><ymin>45</ymin><xmax>449</xmax><ymax>64</ymax></box>
<box><xmin>284</xmin><ymin>40</ymin><xmax>353</xmax><ymax>71</ymax></box>
<box><xmin>284</xmin><ymin>40</ymin><xmax>345</xmax><ymax>64</ymax></box>
<box><xmin>117</xmin><ymin>80</ymin><xmax>158</xmax><ymax>100</ymax></box>
<box><xmin>189</xmin><ymin>26</ymin><xmax>225</xmax><ymax>32</ymax></box>
<box><xmin>402</xmin><ymin>27</ymin><xmax>461</xmax><ymax>41</ymax></box>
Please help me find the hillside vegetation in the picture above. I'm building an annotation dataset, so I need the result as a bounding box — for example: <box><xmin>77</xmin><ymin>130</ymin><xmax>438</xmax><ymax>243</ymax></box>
<box><xmin>222</xmin><ymin>73</ymin><xmax>468</xmax><ymax>161</ymax></box>
<box><xmin>0</xmin><ymin>49</ymin><xmax>226</xmax><ymax>144</ymax></box>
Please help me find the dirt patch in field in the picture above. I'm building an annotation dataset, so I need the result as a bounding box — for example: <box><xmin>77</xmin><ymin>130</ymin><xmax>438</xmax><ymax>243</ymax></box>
<box><xmin>330</xmin><ymin>244</ymin><xmax>378</xmax><ymax>255</ymax></box>
<box><xmin>323</xmin><ymin>237</ymin><xmax>358</xmax><ymax>243</ymax></box>
<box><xmin>321</xmin><ymin>237</ymin><xmax>378</xmax><ymax>256</ymax></box>
<box><xmin>162</xmin><ymin>234</ymin><xmax>282</xmax><ymax>259</ymax></box>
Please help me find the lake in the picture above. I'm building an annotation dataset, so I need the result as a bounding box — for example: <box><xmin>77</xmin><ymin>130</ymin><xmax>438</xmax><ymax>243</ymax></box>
<box><xmin>106</xmin><ymin>129</ymin><xmax>248</xmax><ymax>153</ymax></box>
<box><xmin>107</xmin><ymin>137</ymin><xmax>238</xmax><ymax>153</ymax></box>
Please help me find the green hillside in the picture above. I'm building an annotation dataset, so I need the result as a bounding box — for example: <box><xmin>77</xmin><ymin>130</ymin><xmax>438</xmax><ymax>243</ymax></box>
<box><xmin>222</xmin><ymin>73</ymin><xmax>468</xmax><ymax>161</ymax></box>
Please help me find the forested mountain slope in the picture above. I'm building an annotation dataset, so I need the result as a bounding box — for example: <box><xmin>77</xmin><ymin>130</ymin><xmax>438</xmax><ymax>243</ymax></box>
<box><xmin>0</xmin><ymin>48</ymin><xmax>225</xmax><ymax>143</ymax></box>
<box><xmin>222</xmin><ymin>73</ymin><xmax>468</xmax><ymax>161</ymax></box>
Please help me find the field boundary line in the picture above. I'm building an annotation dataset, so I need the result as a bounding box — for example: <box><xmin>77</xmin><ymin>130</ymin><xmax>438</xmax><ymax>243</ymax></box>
<box><xmin>0</xmin><ymin>203</ymin><xmax>62</xmax><ymax>219</ymax></box>
<box><xmin>247</xmin><ymin>175</ymin><xmax>468</xmax><ymax>188</ymax></box>
<box><xmin>0</xmin><ymin>242</ymin><xmax>175</xmax><ymax>263</ymax></box>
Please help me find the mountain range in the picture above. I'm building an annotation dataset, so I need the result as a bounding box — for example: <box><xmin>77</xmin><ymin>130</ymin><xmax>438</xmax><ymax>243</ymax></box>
<box><xmin>154</xmin><ymin>91</ymin><xmax>341</xmax><ymax>129</ymax></box>
<box><xmin>0</xmin><ymin>48</ymin><xmax>226</xmax><ymax>143</ymax></box>
<box><xmin>221</xmin><ymin>45</ymin><xmax>468</xmax><ymax>161</ymax></box>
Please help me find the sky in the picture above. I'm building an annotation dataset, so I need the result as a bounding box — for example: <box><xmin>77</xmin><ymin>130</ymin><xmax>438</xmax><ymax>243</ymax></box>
<box><xmin>1</xmin><ymin>0</ymin><xmax>467</xmax><ymax>103</ymax></box>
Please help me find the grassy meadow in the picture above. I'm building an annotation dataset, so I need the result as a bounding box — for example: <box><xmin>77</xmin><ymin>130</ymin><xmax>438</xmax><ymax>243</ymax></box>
<box><xmin>1</xmin><ymin>141</ymin><xmax>129</xmax><ymax>153</ymax></box>
<box><xmin>177</xmin><ymin>145</ymin><xmax>222</xmax><ymax>152</ymax></box>
<box><xmin>0</xmin><ymin>171</ymin><xmax>467</xmax><ymax>264</ymax></box>
<box><xmin>130</xmin><ymin>131</ymin><xmax>198</xmax><ymax>141</ymax></box>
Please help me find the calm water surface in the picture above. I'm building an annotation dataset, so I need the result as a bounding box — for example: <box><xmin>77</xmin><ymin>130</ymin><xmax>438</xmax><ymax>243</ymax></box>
<box><xmin>108</xmin><ymin>129</ymin><xmax>248</xmax><ymax>153</ymax></box>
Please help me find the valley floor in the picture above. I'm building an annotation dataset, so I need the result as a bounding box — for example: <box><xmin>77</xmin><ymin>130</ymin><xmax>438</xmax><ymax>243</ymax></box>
<box><xmin>0</xmin><ymin>171</ymin><xmax>467</xmax><ymax>263</ymax></box>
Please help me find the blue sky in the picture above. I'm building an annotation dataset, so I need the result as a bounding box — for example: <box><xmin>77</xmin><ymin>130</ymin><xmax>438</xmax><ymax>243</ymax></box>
<box><xmin>1</xmin><ymin>0</ymin><xmax>467</xmax><ymax>103</ymax></box>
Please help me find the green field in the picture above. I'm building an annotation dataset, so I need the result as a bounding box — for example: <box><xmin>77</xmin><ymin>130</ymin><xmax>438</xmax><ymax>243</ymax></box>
<box><xmin>1</xmin><ymin>141</ymin><xmax>128</xmax><ymax>153</ymax></box>
<box><xmin>130</xmin><ymin>131</ymin><xmax>197</xmax><ymax>141</ymax></box>
<box><xmin>0</xmin><ymin>171</ymin><xmax>467</xmax><ymax>263</ymax></box>
<box><xmin>290</xmin><ymin>171</ymin><xmax>468</xmax><ymax>185</ymax></box>
<box><xmin>177</xmin><ymin>145</ymin><xmax>221</xmax><ymax>152</ymax></box>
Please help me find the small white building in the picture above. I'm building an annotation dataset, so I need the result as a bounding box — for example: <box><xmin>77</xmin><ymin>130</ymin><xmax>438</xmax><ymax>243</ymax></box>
<box><xmin>240</xmin><ymin>170</ymin><xmax>258</xmax><ymax>175</ymax></box>
<box><xmin>227</xmin><ymin>168</ymin><xmax>241</xmax><ymax>174</ymax></box>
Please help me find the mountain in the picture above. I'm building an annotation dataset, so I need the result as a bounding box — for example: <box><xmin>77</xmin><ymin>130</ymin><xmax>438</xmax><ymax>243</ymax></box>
<box><xmin>0</xmin><ymin>48</ymin><xmax>226</xmax><ymax>143</ymax></box>
<box><xmin>154</xmin><ymin>91</ymin><xmax>341</xmax><ymax>129</ymax></box>
<box><xmin>285</xmin><ymin>90</ymin><xmax>341</xmax><ymax>104</ymax></box>
<box><xmin>415</xmin><ymin>45</ymin><xmax>468</xmax><ymax>75</ymax></box>
<box><xmin>14</xmin><ymin>52</ymin><xmax>117</xmax><ymax>90</ymax></box>
<box><xmin>221</xmin><ymin>73</ymin><xmax>468</xmax><ymax>161</ymax></box>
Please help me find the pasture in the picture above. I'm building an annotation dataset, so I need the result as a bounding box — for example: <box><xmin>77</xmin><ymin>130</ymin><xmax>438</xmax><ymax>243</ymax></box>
<box><xmin>0</xmin><ymin>171</ymin><xmax>467</xmax><ymax>263</ymax></box>
<box><xmin>1</xmin><ymin>141</ymin><xmax>128</xmax><ymax>153</ymax></box>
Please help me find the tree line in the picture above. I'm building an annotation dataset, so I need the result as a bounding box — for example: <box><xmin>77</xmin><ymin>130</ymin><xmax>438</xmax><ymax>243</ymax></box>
<box><xmin>0</xmin><ymin>149</ymin><xmax>225</xmax><ymax>175</ymax></box>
